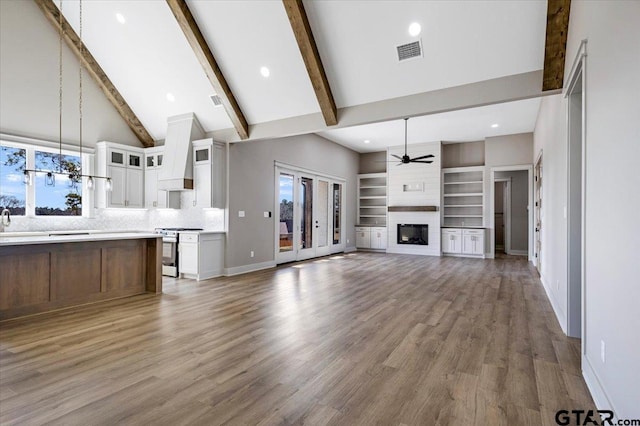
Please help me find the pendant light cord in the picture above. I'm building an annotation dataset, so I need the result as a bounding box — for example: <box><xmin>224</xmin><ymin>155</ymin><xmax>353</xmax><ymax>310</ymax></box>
<box><xmin>404</xmin><ymin>118</ymin><xmax>408</xmax><ymax>156</ymax></box>
<box><xmin>78</xmin><ymin>0</ymin><xmax>83</xmax><ymax>175</ymax></box>
<box><xmin>58</xmin><ymin>0</ymin><xmax>63</xmax><ymax>173</ymax></box>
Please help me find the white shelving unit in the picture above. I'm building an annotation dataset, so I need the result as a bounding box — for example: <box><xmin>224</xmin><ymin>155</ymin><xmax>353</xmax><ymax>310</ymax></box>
<box><xmin>357</xmin><ymin>173</ymin><xmax>387</xmax><ymax>226</ymax></box>
<box><xmin>442</xmin><ymin>166</ymin><xmax>485</xmax><ymax>228</ymax></box>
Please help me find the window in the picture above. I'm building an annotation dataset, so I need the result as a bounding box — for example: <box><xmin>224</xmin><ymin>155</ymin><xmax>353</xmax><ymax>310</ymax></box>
<box><xmin>1</xmin><ymin>141</ymin><xmax>88</xmax><ymax>217</ymax></box>
<box><xmin>34</xmin><ymin>151</ymin><xmax>82</xmax><ymax>216</ymax></box>
<box><xmin>0</xmin><ymin>146</ymin><xmax>27</xmax><ymax>215</ymax></box>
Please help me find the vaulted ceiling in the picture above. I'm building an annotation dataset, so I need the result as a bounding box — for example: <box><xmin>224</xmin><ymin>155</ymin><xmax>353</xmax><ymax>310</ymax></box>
<box><xmin>50</xmin><ymin>0</ymin><xmax>565</xmax><ymax>150</ymax></box>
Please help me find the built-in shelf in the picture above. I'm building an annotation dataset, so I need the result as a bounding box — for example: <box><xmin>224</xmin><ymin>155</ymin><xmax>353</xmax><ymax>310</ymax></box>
<box><xmin>442</xmin><ymin>166</ymin><xmax>485</xmax><ymax>228</ymax></box>
<box><xmin>358</xmin><ymin>173</ymin><xmax>387</xmax><ymax>226</ymax></box>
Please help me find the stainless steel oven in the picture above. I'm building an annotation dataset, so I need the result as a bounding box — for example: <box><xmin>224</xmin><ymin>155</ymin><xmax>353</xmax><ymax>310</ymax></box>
<box><xmin>155</xmin><ymin>228</ymin><xmax>203</xmax><ymax>277</ymax></box>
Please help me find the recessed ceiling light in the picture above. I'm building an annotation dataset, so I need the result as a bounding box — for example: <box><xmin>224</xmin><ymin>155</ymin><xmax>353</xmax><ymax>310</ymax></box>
<box><xmin>363</xmin><ymin>140</ymin><xmax>371</xmax><ymax>144</ymax></box>
<box><xmin>408</xmin><ymin>22</ymin><xmax>421</xmax><ymax>37</ymax></box>
<box><xmin>260</xmin><ymin>66</ymin><xmax>270</xmax><ymax>78</ymax></box>
<box><xmin>166</xmin><ymin>93</ymin><xmax>175</xmax><ymax>102</ymax></box>
<box><xmin>491</xmin><ymin>123</ymin><xmax>499</xmax><ymax>128</ymax></box>
<box><xmin>115</xmin><ymin>13</ymin><xmax>126</xmax><ymax>24</ymax></box>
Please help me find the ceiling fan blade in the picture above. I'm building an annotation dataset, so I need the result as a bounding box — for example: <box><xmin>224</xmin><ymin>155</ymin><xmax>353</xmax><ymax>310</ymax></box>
<box><xmin>391</xmin><ymin>154</ymin><xmax>403</xmax><ymax>160</ymax></box>
<box><xmin>410</xmin><ymin>160</ymin><xmax>433</xmax><ymax>164</ymax></box>
<box><xmin>410</xmin><ymin>154</ymin><xmax>435</xmax><ymax>161</ymax></box>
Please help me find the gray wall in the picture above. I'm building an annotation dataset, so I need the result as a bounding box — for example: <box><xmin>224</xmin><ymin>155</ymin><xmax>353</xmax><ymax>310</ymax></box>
<box><xmin>485</xmin><ymin>133</ymin><xmax>533</xmax><ymax>166</ymax></box>
<box><xmin>359</xmin><ymin>151</ymin><xmax>386</xmax><ymax>174</ymax></box>
<box><xmin>495</xmin><ymin>170</ymin><xmax>528</xmax><ymax>252</ymax></box>
<box><xmin>0</xmin><ymin>0</ymin><xmax>140</xmax><ymax>147</ymax></box>
<box><xmin>441</xmin><ymin>141</ymin><xmax>484</xmax><ymax>168</ymax></box>
<box><xmin>227</xmin><ymin>133</ymin><xmax>359</xmax><ymax>269</ymax></box>
<box><xmin>535</xmin><ymin>1</ymin><xmax>640</xmax><ymax>415</ymax></box>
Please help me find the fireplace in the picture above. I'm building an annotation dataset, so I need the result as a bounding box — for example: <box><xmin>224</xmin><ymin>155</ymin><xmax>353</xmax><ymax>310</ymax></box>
<box><xmin>397</xmin><ymin>224</ymin><xmax>429</xmax><ymax>245</ymax></box>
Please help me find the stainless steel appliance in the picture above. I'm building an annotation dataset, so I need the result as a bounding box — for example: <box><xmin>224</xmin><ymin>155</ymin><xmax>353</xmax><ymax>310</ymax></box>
<box><xmin>154</xmin><ymin>228</ymin><xmax>203</xmax><ymax>277</ymax></box>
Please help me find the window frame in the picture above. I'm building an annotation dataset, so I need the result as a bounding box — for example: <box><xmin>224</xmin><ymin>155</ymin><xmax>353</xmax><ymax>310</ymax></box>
<box><xmin>0</xmin><ymin>136</ymin><xmax>95</xmax><ymax>218</ymax></box>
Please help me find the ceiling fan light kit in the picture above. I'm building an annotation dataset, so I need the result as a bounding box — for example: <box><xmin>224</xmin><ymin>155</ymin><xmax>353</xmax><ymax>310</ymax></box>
<box><xmin>391</xmin><ymin>118</ymin><xmax>435</xmax><ymax>165</ymax></box>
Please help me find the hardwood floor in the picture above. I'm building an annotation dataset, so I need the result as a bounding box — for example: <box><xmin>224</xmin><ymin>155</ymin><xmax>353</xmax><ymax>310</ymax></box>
<box><xmin>0</xmin><ymin>253</ymin><xmax>595</xmax><ymax>425</ymax></box>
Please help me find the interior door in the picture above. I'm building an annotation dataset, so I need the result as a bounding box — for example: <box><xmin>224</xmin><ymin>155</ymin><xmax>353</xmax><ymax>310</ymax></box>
<box><xmin>534</xmin><ymin>156</ymin><xmax>543</xmax><ymax>272</ymax></box>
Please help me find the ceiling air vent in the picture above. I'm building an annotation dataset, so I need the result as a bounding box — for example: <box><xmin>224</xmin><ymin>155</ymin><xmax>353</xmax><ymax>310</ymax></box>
<box><xmin>396</xmin><ymin>40</ymin><xmax>423</xmax><ymax>62</ymax></box>
<box><xmin>210</xmin><ymin>94</ymin><xmax>223</xmax><ymax>107</ymax></box>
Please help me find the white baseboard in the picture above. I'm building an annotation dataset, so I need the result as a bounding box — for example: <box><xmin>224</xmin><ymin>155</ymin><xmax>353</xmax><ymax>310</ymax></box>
<box><xmin>582</xmin><ymin>355</ymin><xmax>616</xmax><ymax>413</ymax></box>
<box><xmin>539</xmin><ymin>274</ymin><xmax>567</xmax><ymax>335</ymax></box>
<box><xmin>224</xmin><ymin>260</ymin><xmax>276</xmax><ymax>277</ymax></box>
<box><xmin>344</xmin><ymin>246</ymin><xmax>357</xmax><ymax>253</ymax></box>
<box><xmin>507</xmin><ymin>249</ymin><xmax>528</xmax><ymax>256</ymax></box>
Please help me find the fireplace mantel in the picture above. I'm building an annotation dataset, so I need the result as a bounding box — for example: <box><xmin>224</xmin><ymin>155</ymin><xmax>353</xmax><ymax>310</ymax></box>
<box><xmin>388</xmin><ymin>206</ymin><xmax>438</xmax><ymax>212</ymax></box>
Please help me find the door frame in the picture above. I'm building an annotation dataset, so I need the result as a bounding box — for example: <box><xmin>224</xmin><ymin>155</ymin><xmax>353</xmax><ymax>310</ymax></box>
<box><xmin>494</xmin><ymin>178</ymin><xmax>511</xmax><ymax>255</ymax></box>
<box><xmin>274</xmin><ymin>162</ymin><xmax>346</xmax><ymax>264</ymax></box>
<box><xmin>565</xmin><ymin>40</ymin><xmax>588</xmax><ymax>342</ymax></box>
<box><xmin>488</xmin><ymin>165</ymin><xmax>534</xmax><ymax>261</ymax></box>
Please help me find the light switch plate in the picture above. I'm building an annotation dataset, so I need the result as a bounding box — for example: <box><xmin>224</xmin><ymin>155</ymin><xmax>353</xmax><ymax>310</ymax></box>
<box><xmin>238</xmin><ymin>210</ymin><xmax>245</xmax><ymax>217</ymax></box>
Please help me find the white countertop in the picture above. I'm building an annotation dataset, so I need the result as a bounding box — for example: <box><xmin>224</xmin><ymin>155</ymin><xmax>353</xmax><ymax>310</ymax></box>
<box><xmin>0</xmin><ymin>232</ymin><xmax>160</xmax><ymax>246</ymax></box>
<box><xmin>177</xmin><ymin>230</ymin><xmax>226</xmax><ymax>234</ymax></box>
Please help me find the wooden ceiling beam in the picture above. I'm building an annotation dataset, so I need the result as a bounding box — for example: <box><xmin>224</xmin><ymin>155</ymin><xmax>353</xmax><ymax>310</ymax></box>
<box><xmin>542</xmin><ymin>0</ymin><xmax>571</xmax><ymax>91</ymax></box>
<box><xmin>283</xmin><ymin>0</ymin><xmax>338</xmax><ymax>127</ymax></box>
<box><xmin>33</xmin><ymin>0</ymin><xmax>155</xmax><ymax>148</ymax></box>
<box><xmin>166</xmin><ymin>0</ymin><xmax>249</xmax><ymax>140</ymax></box>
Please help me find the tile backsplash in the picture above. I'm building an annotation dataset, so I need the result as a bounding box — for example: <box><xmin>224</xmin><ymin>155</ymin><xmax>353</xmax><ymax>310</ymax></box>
<box><xmin>7</xmin><ymin>207</ymin><xmax>225</xmax><ymax>233</ymax></box>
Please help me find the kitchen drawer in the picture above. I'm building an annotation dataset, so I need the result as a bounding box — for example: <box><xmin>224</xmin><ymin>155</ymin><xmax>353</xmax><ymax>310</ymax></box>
<box><xmin>179</xmin><ymin>233</ymin><xmax>199</xmax><ymax>243</ymax></box>
<box><xmin>462</xmin><ymin>229</ymin><xmax>484</xmax><ymax>236</ymax></box>
<box><xmin>355</xmin><ymin>227</ymin><xmax>371</xmax><ymax>233</ymax></box>
<box><xmin>442</xmin><ymin>228</ymin><xmax>462</xmax><ymax>236</ymax></box>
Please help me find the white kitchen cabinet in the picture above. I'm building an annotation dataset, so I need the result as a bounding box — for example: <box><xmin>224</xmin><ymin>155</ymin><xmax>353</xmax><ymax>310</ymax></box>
<box><xmin>191</xmin><ymin>139</ymin><xmax>226</xmax><ymax>209</ymax></box>
<box><xmin>179</xmin><ymin>231</ymin><xmax>225</xmax><ymax>280</ymax></box>
<box><xmin>356</xmin><ymin>227</ymin><xmax>371</xmax><ymax>249</ymax></box>
<box><xmin>96</xmin><ymin>142</ymin><xmax>145</xmax><ymax>208</ymax></box>
<box><xmin>442</xmin><ymin>228</ymin><xmax>485</xmax><ymax>257</ymax></box>
<box><xmin>442</xmin><ymin>228</ymin><xmax>462</xmax><ymax>254</ymax></box>
<box><xmin>462</xmin><ymin>229</ymin><xmax>484</xmax><ymax>256</ymax></box>
<box><xmin>370</xmin><ymin>227</ymin><xmax>387</xmax><ymax>250</ymax></box>
<box><xmin>144</xmin><ymin>148</ymin><xmax>179</xmax><ymax>209</ymax></box>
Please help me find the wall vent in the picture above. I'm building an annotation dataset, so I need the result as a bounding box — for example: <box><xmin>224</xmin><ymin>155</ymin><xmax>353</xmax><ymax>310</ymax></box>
<box><xmin>396</xmin><ymin>40</ymin><xmax>423</xmax><ymax>62</ymax></box>
<box><xmin>210</xmin><ymin>94</ymin><xmax>223</xmax><ymax>107</ymax></box>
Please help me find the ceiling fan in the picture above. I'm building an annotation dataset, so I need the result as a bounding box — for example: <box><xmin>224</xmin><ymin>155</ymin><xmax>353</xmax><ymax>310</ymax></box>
<box><xmin>391</xmin><ymin>118</ymin><xmax>435</xmax><ymax>165</ymax></box>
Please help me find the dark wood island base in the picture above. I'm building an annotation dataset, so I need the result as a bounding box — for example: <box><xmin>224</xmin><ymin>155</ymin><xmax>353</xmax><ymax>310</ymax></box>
<box><xmin>0</xmin><ymin>236</ymin><xmax>162</xmax><ymax>321</ymax></box>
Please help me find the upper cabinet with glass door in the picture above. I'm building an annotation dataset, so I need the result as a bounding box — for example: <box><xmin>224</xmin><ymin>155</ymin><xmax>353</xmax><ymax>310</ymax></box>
<box><xmin>95</xmin><ymin>142</ymin><xmax>145</xmax><ymax>209</ymax></box>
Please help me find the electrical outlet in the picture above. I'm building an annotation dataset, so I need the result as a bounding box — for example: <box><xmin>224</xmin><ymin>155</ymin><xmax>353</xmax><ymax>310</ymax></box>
<box><xmin>250</xmin><ymin>251</ymin><xmax>254</xmax><ymax>258</ymax></box>
<box><xmin>238</xmin><ymin>210</ymin><xmax>245</xmax><ymax>217</ymax></box>
<box><xmin>347</xmin><ymin>239</ymin><xmax>350</xmax><ymax>244</ymax></box>
<box><xmin>601</xmin><ymin>340</ymin><xmax>606</xmax><ymax>363</ymax></box>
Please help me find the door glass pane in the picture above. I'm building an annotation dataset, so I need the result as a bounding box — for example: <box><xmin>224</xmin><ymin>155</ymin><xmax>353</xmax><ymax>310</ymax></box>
<box><xmin>333</xmin><ymin>183</ymin><xmax>342</xmax><ymax>244</ymax></box>
<box><xmin>129</xmin><ymin>154</ymin><xmax>141</xmax><ymax>167</ymax></box>
<box><xmin>318</xmin><ymin>180</ymin><xmax>328</xmax><ymax>248</ymax></box>
<box><xmin>300</xmin><ymin>177</ymin><xmax>313</xmax><ymax>249</ymax></box>
<box><xmin>279</xmin><ymin>173</ymin><xmax>294</xmax><ymax>253</ymax></box>
<box><xmin>146</xmin><ymin>156</ymin><xmax>154</xmax><ymax>168</ymax></box>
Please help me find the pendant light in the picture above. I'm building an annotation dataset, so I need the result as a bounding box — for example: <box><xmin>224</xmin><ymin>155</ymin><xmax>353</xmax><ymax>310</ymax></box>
<box><xmin>22</xmin><ymin>0</ymin><xmax>111</xmax><ymax>192</ymax></box>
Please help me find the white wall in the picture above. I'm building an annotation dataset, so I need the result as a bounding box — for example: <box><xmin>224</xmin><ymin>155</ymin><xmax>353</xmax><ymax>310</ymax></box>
<box><xmin>387</xmin><ymin>142</ymin><xmax>441</xmax><ymax>256</ymax></box>
<box><xmin>535</xmin><ymin>0</ymin><xmax>640</xmax><ymax>416</ymax></box>
<box><xmin>0</xmin><ymin>0</ymin><xmax>140</xmax><ymax>148</ymax></box>
<box><xmin>533</xmin><ymin>94</ymin><xmax>568</xmax><ymax>332</ymax></box>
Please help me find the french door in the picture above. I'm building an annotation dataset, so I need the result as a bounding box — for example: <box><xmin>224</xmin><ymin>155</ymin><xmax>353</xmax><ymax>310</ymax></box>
<box><xmin>276</xmin><ymin>166</ymin><xmax>344</xmax><ymax>264</ymax></box>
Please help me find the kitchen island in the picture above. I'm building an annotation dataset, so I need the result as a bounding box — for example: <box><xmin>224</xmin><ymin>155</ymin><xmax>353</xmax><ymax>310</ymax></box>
<box><xmin>0</xmin><ymin>232</ymin><xmax>162</xmax><ymax>320</ymax></box>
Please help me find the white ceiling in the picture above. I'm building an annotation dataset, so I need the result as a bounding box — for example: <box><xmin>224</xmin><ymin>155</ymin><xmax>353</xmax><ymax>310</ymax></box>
<box><xmin>53</xmin><ymin>0</ymin><xmax>548</xmax><ymax>144</ymax></box>
<box><xmin>318</xmin><ymin>98</ymin><xmax>542</xmax><ymax>153</ymax></box>
<box><xmin>304</xmin><ymin>0</ymin><xmax>546</xmax><ymax>108</ymax></box>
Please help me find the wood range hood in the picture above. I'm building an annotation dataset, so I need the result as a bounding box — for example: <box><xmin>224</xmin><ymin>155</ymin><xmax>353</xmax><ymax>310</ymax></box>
<box><xmin>388</xmin><ymin>206</ymin><xmax>439</xmax><ymax>212</ymax></box>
